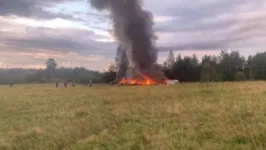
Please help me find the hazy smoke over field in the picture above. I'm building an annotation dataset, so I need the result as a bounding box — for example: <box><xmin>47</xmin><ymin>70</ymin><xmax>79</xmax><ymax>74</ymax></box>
<box><xmin>89</xmin><ymin>0</ymin><xmax>159</xmax><ymax>82</ymax></box>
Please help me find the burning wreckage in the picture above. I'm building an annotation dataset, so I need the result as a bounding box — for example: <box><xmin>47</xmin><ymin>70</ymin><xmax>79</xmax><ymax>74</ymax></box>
<box><xmin>113</xmin><ymin>45</ymin><xmax>168</xmax><ymax>85</ymax></box>
<box><xmin>89</xmin><ymin>0</ymin><xmax>176</xmax><ymax>85</ymax></box>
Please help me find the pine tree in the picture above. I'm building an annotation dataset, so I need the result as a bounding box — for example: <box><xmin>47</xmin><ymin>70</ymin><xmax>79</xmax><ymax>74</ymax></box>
<box><xmin>164</xmin><ymin>50</ymin><xmax>175</xmax><ymax>68</ymax></box>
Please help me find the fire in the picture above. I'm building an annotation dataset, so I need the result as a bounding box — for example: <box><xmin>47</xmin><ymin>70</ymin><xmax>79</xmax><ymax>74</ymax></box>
<box><xmin>119</xmin><ymin>76</ymin><xmax>166</xmax><ymax>85</ymax></box>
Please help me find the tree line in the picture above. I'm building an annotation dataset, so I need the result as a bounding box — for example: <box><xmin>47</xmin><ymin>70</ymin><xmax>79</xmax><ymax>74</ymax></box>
<box><xmin>0</xmin><ymin>58</ymin><xmax>103</xmax><ymax>84</ymax></box>
<box><xmin>163</xmin><ymin>50</ymin><xmax>266</xmax><ymax>82</ymax></box>
<box><xmin>1</xmin><ymin>50</ymin><xmax>266</xmax><ymax>84</ymax></box>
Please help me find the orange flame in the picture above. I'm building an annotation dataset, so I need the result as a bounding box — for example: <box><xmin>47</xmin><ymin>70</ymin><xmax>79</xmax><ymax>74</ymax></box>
<box><xmin>119</xmin><ymin>76</ymin><xmax>160</xmax><ymax>85</ymax></box>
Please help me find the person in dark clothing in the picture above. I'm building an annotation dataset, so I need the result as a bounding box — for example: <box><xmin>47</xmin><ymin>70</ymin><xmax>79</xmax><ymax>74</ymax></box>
<box><xmin>64</xmin><ymin>81</ymin><xmax>68</xmax><ymax>88</ymax></box>
<box><xmin>56</xmin><ymin>82</ymin><xmax>59</xmax><ymax>88</ymax></box>
<box><xmin>9</xmin><ymin>82</ymin><xmax>13</xmax><ymax>87</ymax></box>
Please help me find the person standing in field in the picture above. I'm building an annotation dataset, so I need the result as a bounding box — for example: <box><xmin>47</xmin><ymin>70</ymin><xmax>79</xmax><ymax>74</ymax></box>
<box><xmin>56</xmin><ymin>82</ymin><xmax>59</xmax><ymax>88</ymax></box>
<box><xmin>9</xmin><ymin>82</ymin><xmax>13</xmax><ymax>88</ymax></box>
<box><xmin>89</xmin><ymin>79</ymin><xmax>92</xmax><ymax>87</ymax></box>
<box><xmin>64</xmin><ymin>81</ymin><xmax>68</xmax><ymax>88</ymax></box>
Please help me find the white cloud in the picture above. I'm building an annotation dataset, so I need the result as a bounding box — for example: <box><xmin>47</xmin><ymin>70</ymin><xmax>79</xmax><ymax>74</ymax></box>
<box><xmin>154</xmin><ymin>16</ymin><xmax>175</xmax><ymax>23</ymax></box>
<box><xmin>12</xmin><ymin>17</ymin><xmax>83</xmax><ymax>29</ymax></box>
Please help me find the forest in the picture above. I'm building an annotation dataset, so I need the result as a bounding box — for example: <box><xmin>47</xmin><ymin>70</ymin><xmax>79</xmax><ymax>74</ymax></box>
<box><xmin>1</xmin><ymin>50</ymin><xmax>266</xmax><ymax>84</ymax></box>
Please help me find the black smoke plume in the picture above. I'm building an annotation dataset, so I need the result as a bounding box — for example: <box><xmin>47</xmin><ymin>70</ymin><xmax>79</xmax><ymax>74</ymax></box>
<box><xmin>115</xmin><ymin>45</ymin><xmax>128</xmax><ymax>82</ymax></box>
<box><xmin>89</xmin><ymin>0</ymin><xmax>160</xmax><ymax>82</ymax></box>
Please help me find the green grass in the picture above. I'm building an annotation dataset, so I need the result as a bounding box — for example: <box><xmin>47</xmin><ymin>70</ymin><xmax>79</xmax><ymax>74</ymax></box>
<box><xmin>0</xmin><ymin>82</ymin><xmax>265</xmax><ymax>150</ymax></box>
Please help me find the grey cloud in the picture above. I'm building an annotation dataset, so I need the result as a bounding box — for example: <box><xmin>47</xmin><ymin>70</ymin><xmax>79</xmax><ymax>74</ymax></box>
<box><xmin>157</xmin><ymin>22</ymin><xmax>266</xmax><ymax>52</ymax></box>
<box><xmin>158</xmin><ymin>36</ymin><xmax>246</xmax><ymax>52</ymax></box>
<box><xmin>0</xmin><ymin>23</ymin><xmax>116</xmax><ymax>57</ymax></box>
<box><xmin>154</xmin><ymin>16</ymin><xmax>237</xmax><ymax>33</ymax></box>
<box><xmin>144</xmin><ymin>0</ymin><xmax>266</xmax><ymax>52</ymax></box>
<box><xmin>1</xmin><ymin>0</ymin><xmax>266</xmax><ymax>66</ymax></box>
<box><xmin>0</xmin><ymin>0</ymin><xmax>82</xmax><ymax>20</ymax></box>
<box><xmin>153</xmin><ymin>0</ymin><xmax>265</xmax><ymax>32</ymax></box>
<box><xmin>147</xmin><ymin>0</ymin><xmax>264</xmax><ymax>19</ymax></box>
<box><xmin>2</xmin><ymin>37</ymin><xmax>115</xmax><ymax>55</ymax></box>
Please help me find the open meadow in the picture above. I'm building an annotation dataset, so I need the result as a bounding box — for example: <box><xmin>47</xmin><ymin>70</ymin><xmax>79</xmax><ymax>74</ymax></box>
<box><xmin>0</xmin><ymin>82</ymin><xmax>265</xmax><ymax>150</ymax></box>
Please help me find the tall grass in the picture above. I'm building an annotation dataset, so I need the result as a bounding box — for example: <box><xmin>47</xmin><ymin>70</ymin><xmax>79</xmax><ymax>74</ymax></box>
<box><xmin>0</xmin><ymin>82</ymin><xmax>265</xmax><ymax>150</ymax></box>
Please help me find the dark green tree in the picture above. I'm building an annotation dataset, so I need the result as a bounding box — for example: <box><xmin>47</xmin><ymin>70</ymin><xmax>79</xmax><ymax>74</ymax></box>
<box><xmin>250</xmin><ymin>52</ymin><xmax>266</xmax><ymax>80</ymax></box>
<box><xmin>201</xmin><ymin>55</ymin><xmax>219</xmax><ymax>82</ymax></box>
<box><xmin>234</xmin><ymin>71</ymin><xmax>246</xmax><ymax>81</ymax></box>
<box><xmin>164</xmin><ymin>50</ymin><xmax>175</xmax><ymax>69</ymax></box>
<box><xmin>45</xmin><ymin>58</ymin><xmax>57</xmax><ymax>79</ymax></box>
<box><xmin>167</xmin><ymin>54</ymin><xmax>200</xmax><ymax>82</ymax></box>
<box><xmin>217</xmin><ymin>50</ymin><xmax>245</xmax><ymax>81</ymax></box>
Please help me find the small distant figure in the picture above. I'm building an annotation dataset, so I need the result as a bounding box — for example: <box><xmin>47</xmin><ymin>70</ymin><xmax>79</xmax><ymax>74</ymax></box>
<box><xmin>9</xmin><ymin>82</ymin><xmax>13</xmax><ymax>88</ymax></box>
<box><xmin>88</xmin><ymin>79</ymin><xmax>92</xmax><ymax>88</ymax></box>
<box><xmin>56</xmin><ymin>82</ymin><xmax>59</xmax><ymax>88</ymax></box>
<box><xmin>72</xmin><ymin>81</ymin><xmax>76</xmax><ymax>87</ymax></box>
<box><xmin>109</xmin><ymin>80</ymin><xmax>116</xmax><ymax>85</ymax></box>
<box><xmin>64</xmin><ymin>81</ymin><xmax>68</xmax><ymax>88</ymax></box>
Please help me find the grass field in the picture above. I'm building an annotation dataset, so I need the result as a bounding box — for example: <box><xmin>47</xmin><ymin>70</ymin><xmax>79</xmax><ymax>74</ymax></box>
<box><xmin>0</xmin><ymin>82</ymin><xmax>265</xmax><ymax>150</ymax></box>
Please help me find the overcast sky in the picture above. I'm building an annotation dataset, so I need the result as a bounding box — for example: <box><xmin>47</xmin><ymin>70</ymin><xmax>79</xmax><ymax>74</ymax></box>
<box><xmin>1</xmin><ymin>0</ymin><xmax>266</xmax><ymax>70</ymax></box>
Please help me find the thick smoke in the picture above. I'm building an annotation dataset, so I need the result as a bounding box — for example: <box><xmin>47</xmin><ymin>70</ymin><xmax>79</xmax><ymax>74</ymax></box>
<box><xmin>115</xmin><ymin>45</ymin><xmax>128</xmax><ymax>82</ymax></box>
<box><xmin>89</xmin><ymin>0</ymin><xmax>159</xmax><ymax>81</ymax></box>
